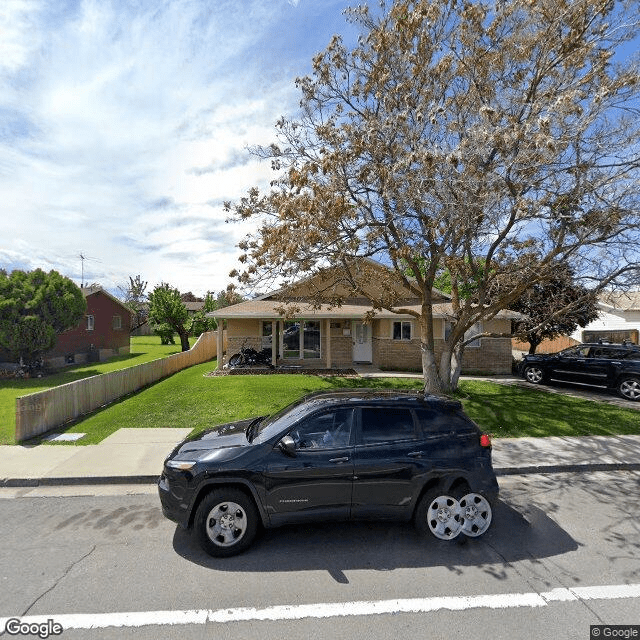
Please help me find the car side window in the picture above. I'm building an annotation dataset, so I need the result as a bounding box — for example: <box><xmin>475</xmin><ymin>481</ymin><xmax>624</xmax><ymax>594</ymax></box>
<box><xmin>562</xmin><ymin>346</ymin><xmax>591</xmax><ymax>358</ymax></box>
<box><xmin>359</xmin><ymin>407</ymin><xmax>416</xmax><ymax>444</ymax></box>
<box><xmin>601</xmin><ymin>348</ymin><xmax>632</xmax><ymax>359</ymax></box>
<box><xmin>289</xmin><ymin>408</ymin><xmax>352</xmax><ymax>450</ymax></box>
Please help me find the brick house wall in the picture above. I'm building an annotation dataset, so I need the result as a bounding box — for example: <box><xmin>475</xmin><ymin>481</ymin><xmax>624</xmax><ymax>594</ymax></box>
<box><xmin>47</xmin><ymin>290</ymin><xmax>131</xmax><ymax>367</ymax></box>
<box><xmin>224</xmin><ymin>316</ymin><xmax>512</xmax><ymax>373</ymax></box>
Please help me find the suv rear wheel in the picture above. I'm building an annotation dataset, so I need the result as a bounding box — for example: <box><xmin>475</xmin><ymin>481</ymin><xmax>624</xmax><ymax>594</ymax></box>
<box><xmin>194</xmin><ymin>488</ymin><xmax>259</xmax><ymax>557</ymax></box>
<box><xmin>618</xmin><ymin>376</ymin><xmax>640</xmax><ymax>401</ymax></box>
<box><xmin>523</xmin><ymin>365</ymin><xmax>545</xmax><ymax>384</ymax></box>
<box><xmin>415</xmin><ymin>487</ymin><xmax>493</xmax><ymax>542</ymax></box>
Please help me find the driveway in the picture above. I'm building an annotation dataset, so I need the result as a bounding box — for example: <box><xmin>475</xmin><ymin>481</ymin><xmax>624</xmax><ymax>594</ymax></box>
<box><xmin>356</xmin><ymin>366</ymin><xmax>640</xmax><ymax>410</ymax></box>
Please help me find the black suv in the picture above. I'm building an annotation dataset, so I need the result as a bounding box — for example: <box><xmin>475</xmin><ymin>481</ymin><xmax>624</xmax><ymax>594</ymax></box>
<box><xmin>159</xmin><ymin>390</ymin><xmax>499</xmax><ymax>557</ymax></box>
<box><xmin>520</xmin><ymin>343</ymin><xmax>640</xmax><ymax>401</ymax></box>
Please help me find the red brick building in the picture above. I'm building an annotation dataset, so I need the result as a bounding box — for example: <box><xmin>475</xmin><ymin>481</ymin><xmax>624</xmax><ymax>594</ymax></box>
<box><xmin>46</xmin><ymin>287</ymin><xmax>132</xmax><ymax>368</ymax></box>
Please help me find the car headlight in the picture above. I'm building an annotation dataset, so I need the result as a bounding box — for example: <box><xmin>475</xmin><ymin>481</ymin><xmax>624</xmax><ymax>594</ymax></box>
<box><xmin>165</xmin><ymin>460</ymin><xmax>198</xmax><ymax>471</ymax></box>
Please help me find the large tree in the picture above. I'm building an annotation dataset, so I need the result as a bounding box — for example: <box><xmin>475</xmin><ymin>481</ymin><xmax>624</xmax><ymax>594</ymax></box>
<box><xmin>117</xmin><ymin>275</ymin><xmax>148</xmax><ymax>333</ymax></box>
<box><xmin>506</xmin><ymin>264</ymin><xmax>600</xmax><ymax>354</ymax></box>
<box><xmin>227</xmin><ymin>0</ymin><xmax>640</xmax><ymax>393</ymax></box>
<box><xmin>148</xmin><ymin>283</ymin><xmax>191</xmax><ymax>351</ymax></box>
<box><xmin>0</xmin><ymin>269</ymin><xmax>86</xmax><ymax>363</ymax></box>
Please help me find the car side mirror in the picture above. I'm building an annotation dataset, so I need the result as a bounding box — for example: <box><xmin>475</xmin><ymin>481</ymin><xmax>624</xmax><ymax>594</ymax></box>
<box><xmin>278</xmin><ymin>435</ymin><xmax>296</xmax><ymax>457</ymax></box>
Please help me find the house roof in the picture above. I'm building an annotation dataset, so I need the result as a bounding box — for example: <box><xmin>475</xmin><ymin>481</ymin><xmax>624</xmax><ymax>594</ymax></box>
<box><xmin>184</xmin><ymin>301</ymin><xmax>205</xmax><ymax>312</ymax></box>
<box><xmin>210</xmin><ymin>259</ymin><xmax>521</xmax><ymax>321</ymax></box>
<box><xmin>599</xmin><ymin>291</ymin><xmax>640</xmax><ymax>312</ymax></box>
<box><xmin>210</xmin><ymin>298</ymin><xmax>521</xmax><ymax>321</ymax></box>
<box><xmin>81</xmin><ymin>287</ymin><xmax>132</xmax><ymax>314</ymax></box>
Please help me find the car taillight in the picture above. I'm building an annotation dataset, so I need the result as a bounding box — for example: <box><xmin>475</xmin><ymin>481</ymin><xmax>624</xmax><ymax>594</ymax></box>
<box><xmin>480</xmin><ymin>433</ymin><xmax>492</xmax><ymax>448</ymax></box>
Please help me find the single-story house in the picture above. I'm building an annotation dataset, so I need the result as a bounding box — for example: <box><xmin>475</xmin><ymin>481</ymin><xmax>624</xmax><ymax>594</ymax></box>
<box><xmin>210</xmin><ymin>262</ymin><xmax>518</xmax><ymax>374</ymax></box>
<box><xmin>571</xmin><ymin>291</ymin><xmax>640</xmax><ymax>345</ymax></box>
<box><xmin>45</xmin><ymin>286</ymin><xmax>132</xmax><ymax>368</ymax></box>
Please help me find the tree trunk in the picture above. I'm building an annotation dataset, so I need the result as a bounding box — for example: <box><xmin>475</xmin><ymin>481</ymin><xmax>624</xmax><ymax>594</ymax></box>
<box><xmin>422</xmin><ymin>342</ymin><xmax>445</xmax><ymax>394</ymax></box>
<box><xmin>419</xmin><ymin>305</ymin><xmax>445</xmax><ymax>395</ymax></box>
<box><xmin>449</xmin><ymin>343</ymin><xmax>464</xmax><ymax>390</ymax></box>
<box><xmin>179</xmin><ymin>330</ymin><xmax>191</xmax><ymax>352</ymax></box>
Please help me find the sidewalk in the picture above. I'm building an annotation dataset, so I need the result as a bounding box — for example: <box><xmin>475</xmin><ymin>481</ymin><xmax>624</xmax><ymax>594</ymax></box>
<box><xmin>0</xmin><ymin>428</ymin><xmax>638</xmax><ymax>488</ymax></box>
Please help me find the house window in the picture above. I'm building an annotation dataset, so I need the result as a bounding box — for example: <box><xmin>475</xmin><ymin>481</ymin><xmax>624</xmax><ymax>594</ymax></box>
<box><xmin>303</xmin><ymin>321</ymin><xmax>321</xmax><ymax>359</ymax></box>
<box><xmin>282</xmin><ymin>320</ymin><xmax>321</xmax><ymax>359</ymax></box>
<box><xmin>261</xmin><ymin>321</ymin><xmax>273</xmax><ymax>350</ymax></box>
<box><xmin>446</xmin><ymin>321</ymin><xmax>483</xmax><ymax>346</ymax></box>
<box><xmin>112</xmin><ymin>315</ymin><xmax>122</xmax><ymax>330</ymax></box>
<box><xmin>465</xmin><ymin>321</ymin><xmax>483</xmax><ymax>347</ymax></box>
<box><xmin>87</xmin><ymin>315</ymin><xmax>94</xmax><ymax>331</ymax></box>
<box><xmin>392</xmin><ymin>321</ymin><xmax>412</xmax><ymax>341</ymax></box>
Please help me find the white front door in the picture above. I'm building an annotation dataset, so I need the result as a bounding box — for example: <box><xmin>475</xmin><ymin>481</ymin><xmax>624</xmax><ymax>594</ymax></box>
<box><xmin>352</xmin><ymin>321</ymin><xmax>372</xmax><ymax>363</ymax></box>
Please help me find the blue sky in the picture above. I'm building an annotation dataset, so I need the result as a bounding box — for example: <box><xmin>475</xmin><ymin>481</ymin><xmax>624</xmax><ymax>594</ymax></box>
<box><xmin>0</xmin><ymin>0</ymin><xmax>359</xmax><ymax>296</ymax></box>
<box><xmin>1</xmin><ymin>1</ymin><xmax>638</xmax><ymax>298</ymax></box>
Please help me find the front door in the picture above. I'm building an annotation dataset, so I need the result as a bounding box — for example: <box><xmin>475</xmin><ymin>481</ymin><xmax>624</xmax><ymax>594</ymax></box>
<box><xmin>352</xmin><ymin>321</ymin><xmax>372</xmax><ymax>363</ymax></box>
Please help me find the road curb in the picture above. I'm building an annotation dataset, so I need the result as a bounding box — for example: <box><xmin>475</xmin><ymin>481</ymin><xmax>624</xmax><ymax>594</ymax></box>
<box><xmin>495</xmin><ymin>463</ymin><xmax>640</xmax><ymax>476</ymax></box>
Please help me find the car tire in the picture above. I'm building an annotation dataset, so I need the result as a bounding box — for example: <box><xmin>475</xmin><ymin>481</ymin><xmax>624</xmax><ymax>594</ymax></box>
<box><xmin>618</xmin><ymin>376</ymin><xmax>640</xmax><ymax>401</ymax></box>
<box><xmin>194</xmin><ymin>488</ymin><xmax>259</xmax><ymax>557</ymax></box>
<box><xmin>415</xmin><ymin>489</ymin><xmax>462</xmax><ymax>541</ymax></box>
<box><xmin>523</xmin><ymin>365</ymin><xmax>545</xmax><ymax>385</ymax></box>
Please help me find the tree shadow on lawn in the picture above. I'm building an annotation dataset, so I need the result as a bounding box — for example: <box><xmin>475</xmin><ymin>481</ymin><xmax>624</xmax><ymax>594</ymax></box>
<box><xmin>172</xmin><ymin>499</ymin><xmax>578</xmax><ymax>584</ymax></box>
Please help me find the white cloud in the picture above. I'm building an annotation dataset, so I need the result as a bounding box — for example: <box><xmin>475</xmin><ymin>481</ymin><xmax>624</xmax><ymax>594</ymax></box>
<box><xmin>0</xmin><ymin>0</ymin><xmax>357</xmax><ymax>295</ymax></box>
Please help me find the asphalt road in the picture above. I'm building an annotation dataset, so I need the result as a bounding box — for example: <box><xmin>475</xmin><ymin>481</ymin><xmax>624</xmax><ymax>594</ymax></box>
<box><xmin>1</xmin><ymin>471</ymin><xmax>639</xmax><ymax>640</ymax></box>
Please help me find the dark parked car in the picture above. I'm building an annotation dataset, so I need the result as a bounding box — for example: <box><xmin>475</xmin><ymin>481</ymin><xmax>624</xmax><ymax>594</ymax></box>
<box><xmin>520</xmin><ymin>342</ymin><xmax>640</xmax><ymax>401</ymax></box>
<box><xmin>159</xmin><ymin>390</ymin><xmax>499</xmax><ymax>557</ymax></box>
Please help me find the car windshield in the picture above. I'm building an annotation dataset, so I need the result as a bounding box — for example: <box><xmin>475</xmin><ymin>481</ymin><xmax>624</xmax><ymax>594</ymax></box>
<box><xmin>252</xmin><ymin>397</ymin><xmax>329</xmax><ymax>443</ymax></box>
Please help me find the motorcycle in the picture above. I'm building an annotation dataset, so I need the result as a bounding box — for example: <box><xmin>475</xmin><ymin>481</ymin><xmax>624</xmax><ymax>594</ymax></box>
<box><xmin>227</xmin><ymin>342</ymin><xmax>275</xmax><ymax>369</ymax></box>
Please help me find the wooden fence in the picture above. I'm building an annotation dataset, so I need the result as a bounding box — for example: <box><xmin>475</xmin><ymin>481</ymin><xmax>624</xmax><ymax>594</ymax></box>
<box><xmin>15</xmin><ymin>331</ymin><xmax>226</xmax><ymax>442</ymax></box>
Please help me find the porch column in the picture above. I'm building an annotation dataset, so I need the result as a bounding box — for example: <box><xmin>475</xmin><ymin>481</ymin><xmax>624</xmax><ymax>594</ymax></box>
<box><xmin>271</xmin><ymin>320</ymin><xmax>278</xmax><ymax>366</ymax></box>
<box><xmin>325</xmin><ymin>318</ymin><xmax>332</xmax><ymax>368</ymax></box>
<box><xmin>216</xmin><ymin>320</ymin><xmax>223</xmax><ymax>370</ymax></box>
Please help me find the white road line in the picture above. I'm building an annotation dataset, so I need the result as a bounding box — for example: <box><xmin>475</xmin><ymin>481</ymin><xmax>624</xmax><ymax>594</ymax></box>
<box><xmin>2</xmin><ymin>583</ymin><xmax>639</xmax><ymax>630</ymax></box>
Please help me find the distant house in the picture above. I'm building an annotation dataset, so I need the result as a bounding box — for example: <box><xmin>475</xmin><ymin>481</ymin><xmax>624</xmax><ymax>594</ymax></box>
<box><xmin>211</xmin><ymin>261</ymin><xmax>519</xmax><ymax>374</ymax></box>
<box><xmin>45</xmin><ymin>287</ymin><xmax>132</xmax><ymax>368</ymax></box>
<box><xmin>184</xmin><ymin>301</ymin><xmax>205</xmax><ymax>316</ymax></box>
<box><xmin>572</xmin><ymin>291</ymin><xmax>640</xmax><ymax>345</ymax></box>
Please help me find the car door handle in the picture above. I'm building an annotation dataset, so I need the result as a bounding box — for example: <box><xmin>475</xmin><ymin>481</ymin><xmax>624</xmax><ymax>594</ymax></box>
<box><xmin>329</xmin><ymin>457</ymin><xmax>349</xmax><ymax>464</ymax></box>
<box><xmin>408</xmin><ymin>451</ymin><xmax>423</xmax><ymax>458</ymax></box>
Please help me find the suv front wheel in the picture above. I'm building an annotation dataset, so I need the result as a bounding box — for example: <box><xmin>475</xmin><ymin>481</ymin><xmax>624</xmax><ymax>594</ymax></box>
<box><xmin>194</xmin><ymin>488</ymin><xmax>259</xmax><ymax>557</ymax></box>
<box><xmin>618</xmin><ymin>377</ymin><xmax>640</xmax><ymax>401</ymax></box>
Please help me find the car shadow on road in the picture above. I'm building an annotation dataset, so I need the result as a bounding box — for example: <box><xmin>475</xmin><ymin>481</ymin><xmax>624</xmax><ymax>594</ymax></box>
<box><xmin>172</xmin><ymin>498</ymin><xmax>577</xmax><ymax>583</ymax></box>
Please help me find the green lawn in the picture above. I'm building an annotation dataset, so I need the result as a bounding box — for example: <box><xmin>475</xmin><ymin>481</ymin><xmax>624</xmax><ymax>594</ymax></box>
<box><xmin>454</xmin><ymin>381</ymin><xmax>640</xmax><ymax>438</ymax></box>
<box><xmin>19</xmin><ymin>364</ymin><xmax>640</xmax><ymax>445</ymax></box>
<box><xmin>0</xmin><ymin>336</ymin><xmax>196</xmax><ymax>444</ymax></box>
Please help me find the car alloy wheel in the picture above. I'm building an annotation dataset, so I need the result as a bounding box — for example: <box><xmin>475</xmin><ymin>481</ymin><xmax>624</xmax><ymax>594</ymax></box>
<box><xmin>195</xmin><ymin>489</ymin><xmax>258</xmax><ymax>557</ymax></box>
<box><xmin>458</xmin><ymin>493</ymin><xmax>492</xmax><ymax>537</ymax></box>
<box><xmin>524</xmin><ymin>365</ymin><xmax>544</xmax><ymax>384</ymax></box>
<box><xmin>618</xmin><ymin>377</ymin><xmax>640</xmax><ymax>401</ymax></box>
<box><xmin>424</xmin><ymin>494</ymin><xmax>462</xmax><ymax>540</ymax></box>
